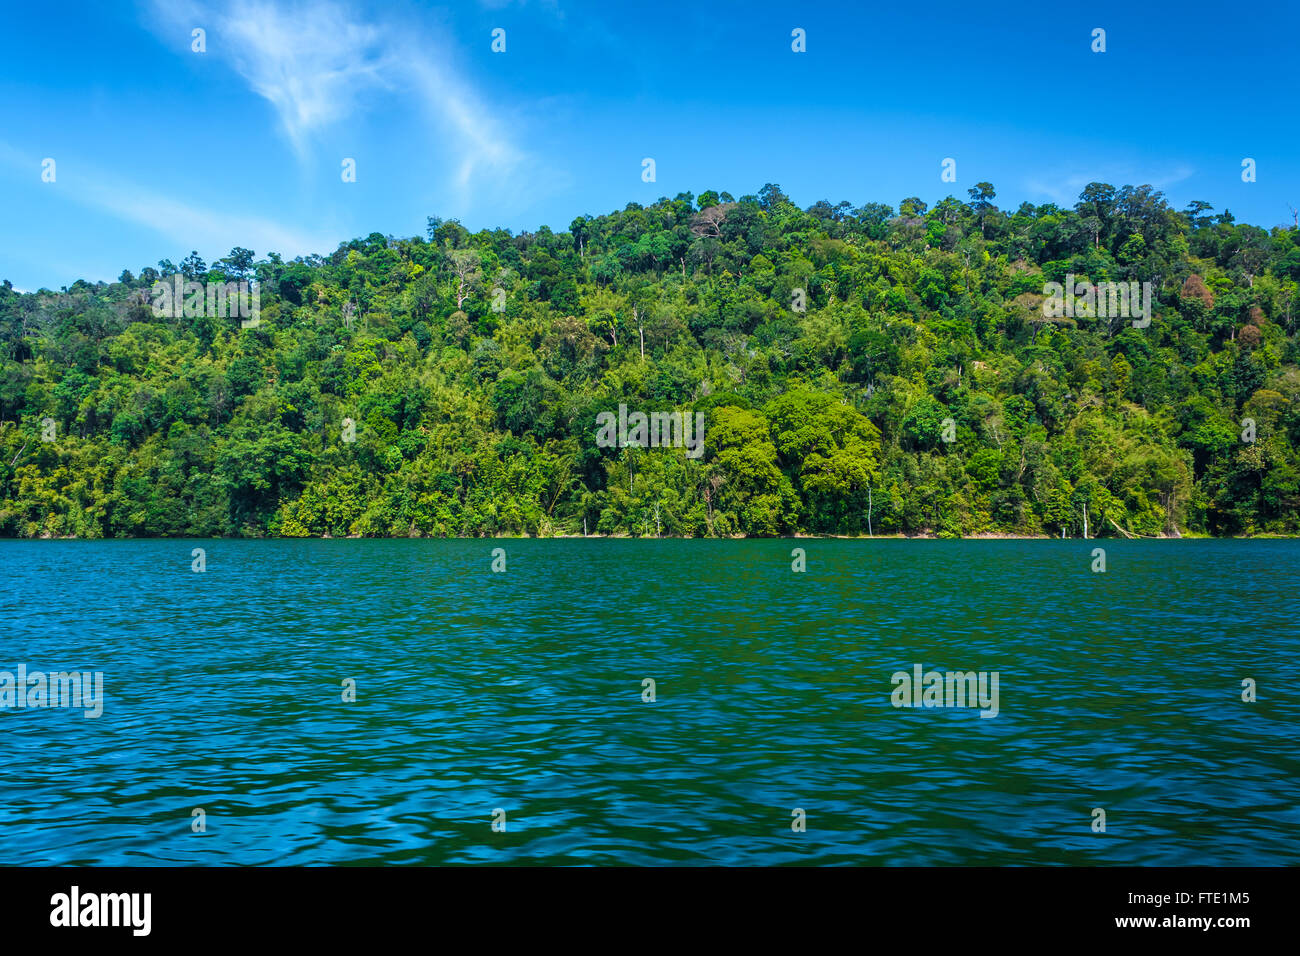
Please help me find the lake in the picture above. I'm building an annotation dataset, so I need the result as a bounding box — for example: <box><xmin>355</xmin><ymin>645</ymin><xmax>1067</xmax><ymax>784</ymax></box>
<box><xmin>1</xmin><ymin>539</ymin><xmax>1296</xmax><ymax>865</ymax></box>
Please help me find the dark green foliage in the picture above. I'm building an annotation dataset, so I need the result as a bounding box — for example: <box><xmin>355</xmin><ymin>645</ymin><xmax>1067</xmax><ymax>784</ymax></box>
<box><xmin>2</xmin><ymin>184</ymin><xmax>1299</xmax><ymax>538</ymax></box>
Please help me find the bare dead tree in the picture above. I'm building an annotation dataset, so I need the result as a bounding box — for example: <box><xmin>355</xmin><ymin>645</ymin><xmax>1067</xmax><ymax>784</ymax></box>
<box><xmin>447</xmin><ymin>249</ymin><xmax>483</xmax><ymax>310</ymax></box>
<box><xmin>690</xmin><ymin>203</ymin><xmax>737</xmax><ymax>239</ymax></box>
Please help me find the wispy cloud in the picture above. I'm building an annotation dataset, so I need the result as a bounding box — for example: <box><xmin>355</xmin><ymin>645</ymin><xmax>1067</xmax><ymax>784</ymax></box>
<box><xmin>211</xmin><ymin>1</ymin><xmax>394</xmax><ymax>155</ymax></box>
<box><xmin>0</xmin><ymin>141</ymin><xmax>336</xmax><ymax>260</ymax></box>
<box><xmin>80</xmin><ymin>174</ymin><xmax>338</xmax><ymax>259</ymax></box>
<box><xmin>1024</xmin><ymin>164</ymin><xmax>1195</xmax><ymax>207</ymax></box>
<box><xmin>147</xmin><ymin>0</ymin><xmax>526</xmax><ymax>190</ymax></box>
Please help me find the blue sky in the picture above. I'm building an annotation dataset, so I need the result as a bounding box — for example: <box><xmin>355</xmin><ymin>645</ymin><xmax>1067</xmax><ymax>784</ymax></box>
<box><xmin>1</xmin><ymin>0</ymin><xmax>1297</xmax><ymax>291</ymax></box>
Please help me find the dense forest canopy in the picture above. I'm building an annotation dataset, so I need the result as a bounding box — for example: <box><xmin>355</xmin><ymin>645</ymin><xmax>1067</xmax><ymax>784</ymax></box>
<box><xmin>3</xmin><ymin>182</ymin><xmax>1299</xmax><ymax>538</ymax></box>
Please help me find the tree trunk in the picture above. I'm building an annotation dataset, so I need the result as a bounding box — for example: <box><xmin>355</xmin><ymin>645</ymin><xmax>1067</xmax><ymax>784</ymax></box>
<box><xmin>1108</xmin><ymin>516</ymin><xmax>1136</xmax><ymax>539</ymax></box>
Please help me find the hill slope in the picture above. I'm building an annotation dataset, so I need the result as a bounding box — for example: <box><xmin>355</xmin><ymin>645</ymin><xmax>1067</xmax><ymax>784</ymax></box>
<box><xmin>2</xmin><ymin>182</ymin><xmax>1299</xmax><ymax>538</ymax></box>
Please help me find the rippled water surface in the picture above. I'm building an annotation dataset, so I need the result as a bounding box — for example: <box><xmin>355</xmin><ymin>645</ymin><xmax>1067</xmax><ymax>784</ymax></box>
<box><xmin>1</xmin><ymin>539</ymin><xmax>1297</xmax><ymax>865</ymax></box>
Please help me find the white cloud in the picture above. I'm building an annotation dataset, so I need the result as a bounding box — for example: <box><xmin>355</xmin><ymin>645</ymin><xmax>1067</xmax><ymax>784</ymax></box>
<box><xmin>405</xmin><ymin>57</ymin><xmax>523</xmax><ymax>190</ymax></box>
<box><xmin>0</xmin><ymin>139</ymin><xmax>335</xmax><ymax>260</ymax></box>
<box><xmin>205</xmin><ymin>0</ymin><xmax>392</xmax><ymax>154</ymax></box>
<box><xmin>148</xmin><ymin>0</ymin><xmax>526</xmax><ymax>190</ymax></box>
<box><xmin>1024</xmin><ymin>164</ymin><xmax>1195</xmax><ymax>207</ymax></box>
<box><xmin>79</xmin><ymin>175</ymin><xmax>338</xmax><ymax>259</ymax></box>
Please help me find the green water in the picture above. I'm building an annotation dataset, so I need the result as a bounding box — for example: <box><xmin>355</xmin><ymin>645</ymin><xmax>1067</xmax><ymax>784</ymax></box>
<box><xmin>1</xmin><ymin>539</ymin><xmax>1296</xmax><ymax>864</ymax></box>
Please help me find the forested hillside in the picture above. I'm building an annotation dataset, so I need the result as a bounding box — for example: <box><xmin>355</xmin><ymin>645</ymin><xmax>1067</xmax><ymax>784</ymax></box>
<box><xmin>3</xmin><ymin>182</ymin><xmax>1299</xmax><ymax>538</ymax></box>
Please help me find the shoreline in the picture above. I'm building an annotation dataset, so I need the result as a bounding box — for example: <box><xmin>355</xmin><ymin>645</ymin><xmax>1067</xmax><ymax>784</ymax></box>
<box><xmin>14</xmin><ymin>532</ymin><xmax>1297</xmax><ymax>541</ymax></box>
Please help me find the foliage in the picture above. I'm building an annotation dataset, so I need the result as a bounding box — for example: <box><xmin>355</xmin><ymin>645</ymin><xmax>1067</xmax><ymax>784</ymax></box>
<box><xmin>3</xmin><ymin>183</ymin><xmax>1298</xmax><ymax>537</ymax></box>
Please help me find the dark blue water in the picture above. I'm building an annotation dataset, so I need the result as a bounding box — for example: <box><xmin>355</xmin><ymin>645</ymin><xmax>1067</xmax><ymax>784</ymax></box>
<box><xmin>1</xmin><ymin>539</ymin><xmax>1296</xmax><ymax>865</ymax></box>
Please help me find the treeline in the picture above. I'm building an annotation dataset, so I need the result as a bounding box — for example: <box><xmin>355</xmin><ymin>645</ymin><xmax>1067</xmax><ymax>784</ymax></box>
<box><xmin>2</xmin><ymin>181</ymin><xmax>1299</xmax><ymax>538</ymax></box>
